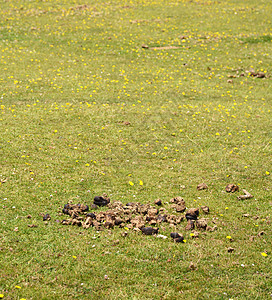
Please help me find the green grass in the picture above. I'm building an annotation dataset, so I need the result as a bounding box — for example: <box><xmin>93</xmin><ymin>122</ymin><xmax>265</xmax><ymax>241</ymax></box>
<box><xmin>0</xmin><ymin>0</ymin><xmax>271</xmax><ymax>299</ymax></box>
<box><xmin>243</xmin><ymin>35</ymin><xmax>272</xmax><ymax>44</ymax></box>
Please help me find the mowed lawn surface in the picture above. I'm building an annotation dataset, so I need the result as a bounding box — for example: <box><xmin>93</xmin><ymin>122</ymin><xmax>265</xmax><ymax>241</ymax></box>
<box><xmin>0</xmin><ymin>0</ymin><xmax>271</xmax><ymax>299</ymax></box>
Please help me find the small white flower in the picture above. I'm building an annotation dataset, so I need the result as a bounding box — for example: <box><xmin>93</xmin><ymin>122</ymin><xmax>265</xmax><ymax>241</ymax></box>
<box><xmin>157</xmin><ymin>234</ymin><xmax>168</xmax><ymax>239</ymax></box>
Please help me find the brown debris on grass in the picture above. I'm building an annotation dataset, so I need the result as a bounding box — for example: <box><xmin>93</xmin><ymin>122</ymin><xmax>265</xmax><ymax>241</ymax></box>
<box><xmin>190</xmin><ymin>230</ymin><xmax>199</xmax><ymax>238</ymax></box>
<box><xmin>141</xmin><ymin>45</ymin><xmax>180</xmax><ymax>50</ymax></box>
<box><xmin>118</xmin><ymin>120</ymin><xmax>131</xmax><ymax>126</ymax></box>
<box><xmin>28</xmin><ymin>224</ymin><xmax>38</xmax><ymax>228</ymax></box>
<box><xmin>141</xmin><ymin>227</ymin><xmax>159</xmax><ymax>235</ymax></box>
<box><xmin>226</xmin><ymin>184</ymin><xmax>239</xmax><ymax>193</ymax></box>
<box><xmin>170</xmin><ymin>232</ymin><xmax>182</xmax><ymax>239</ymax></box>
<box><xmin>173</xmin><ymin>237</ymin><xmax>185</xmax><ymax>243</ymax></box>
<box><xmin>197</xmin><ymin>183</ymin><xmax>208</xmax><ymax>190</ymax></box>
<box><xmin>171</xmin><ymin>196</ymin><xmax>186</xmax><ymax>212</ymax></box>
<box><xmin>58</xmin><ymin>194</ymin><xmax>217</xmax><ymax>244</ymax></box>
<box><xmin>228</xmin><ymin>247</ymin><xmax>235</xmax><ymax>253</ymax></box>
<box><xmin>62</xmin><ymin>203</ymin><xmax>89</xmax><ymax>215</ymax></box>
<box><xmin>201</xmin><ymin>206</ymin><xmax>210</xmax><ymax>214</ymax></box>
<box><xmin>185</xmin><ymin>208</ymin><xmax>199</xmax><ymax>220</ymax></box>
<box><xmin>94</xmin><ymin>194</ymin><xmax>110</xmax><ymax>207</ymax></box>
<box><xmin>150</xmin><ymin>46</ymin><xmax>180</xmax><ymax>50</ymax></box>
<box><xmin>247</xmin><ymin>69</ymin><xmax>267</xmax><ymax>78</ymax></box>
<box><xmin>43</xmin><ymin>214</ymin><xmax>51</xmax><ymax>221</ymax></box>
<box><xmin>206</xmin><ymin>225</ymin><xmax>217</xmax><ymax>232</ymax></box>
<box><xmin>154</xmin><ymin>199</ymin><xmax>162</xmax><ymax>206</ymax></box>
<box><xmin>237</xmin><ymin>189</ymin><xmax>253</xmax><ymax>200</ymax></box>
<box><xmin>185</xmin><ymin>220</ymin><xmax>195</xmax><ymax>231</ymax></box>
<box><xmin>56</xmin><ymin>183</ymin><xmax>247</xmax><ymax>240</ymax></box>
<box><xmin>196</xmin><ymin>218</ymin><xmax>208</xmax><ymax>230</ymax></box>
<box><xmin>189</xmin><ymin>262</ymin><xmax>197</xmax><ymax>270</ymax></box>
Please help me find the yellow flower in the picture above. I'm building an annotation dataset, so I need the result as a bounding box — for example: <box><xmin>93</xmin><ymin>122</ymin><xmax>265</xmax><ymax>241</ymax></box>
<box><xmin>72</xmin><ymin>255</ymin><xmax>77</xmax><ymax>259</ymax></box>
<box><xmin>226</xmin><ymin>236</ymin><xmax>232</xmax><ymax>239</ymax></box>
<box><xmin>0</xmin><ymin>294</ymin><xmax>4</xmax><ymax>298</ymax></box>
<box><xmin>15</xmin><ymin>286</ymin><xmax>21</xmax><ymax>289</ymax></box>
<box><xmin>139</xmin><ymin>180</ymin><xmax>143</xmax><ymax>186</ymax></box>
<box><xmin>265</xmin><ymin>171</ymin><xmax>270</xmax><ymax>175</ymax></box>
<box><xmin>261</xmin><ymin>252</ymin><xmax>268</xmax><ymax>257</ymax></box>
<box><xmin>129</xmin><ymin>181</ymin><xmax>134</xmax><ymax>186</ymax></box>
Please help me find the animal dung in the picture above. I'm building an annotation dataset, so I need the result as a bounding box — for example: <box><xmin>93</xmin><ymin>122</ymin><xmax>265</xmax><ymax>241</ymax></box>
<box><xmin>56</xmin><ymin>193</ymin><xmax>219</xmax><ymax>244</ymax></box>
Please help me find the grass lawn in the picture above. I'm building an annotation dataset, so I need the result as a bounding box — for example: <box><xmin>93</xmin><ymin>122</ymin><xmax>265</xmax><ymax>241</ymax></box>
<box><xmin>0</xmin><ymin>0</ymin><xmax>271</xmax><ymax>299</ymax></box>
